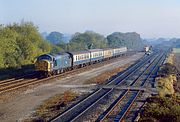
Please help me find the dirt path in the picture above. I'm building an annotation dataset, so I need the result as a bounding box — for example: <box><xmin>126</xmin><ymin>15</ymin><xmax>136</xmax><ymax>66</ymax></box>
<box><xmin>0</xmin><ymin>53</ymin><xmax>143</xmax><ymax>122</ymax></box>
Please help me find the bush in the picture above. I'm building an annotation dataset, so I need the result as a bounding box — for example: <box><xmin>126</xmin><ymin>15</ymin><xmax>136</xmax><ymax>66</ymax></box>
<box><xmin>156</xmin><ymin>62</ymin><xmax>178</xmax><ymax>97</ymax></box>
<box><xmin>158</xmin><ymin>63</ymin><xmax>177</xmax><ymax>77</ymax></box>
<box><xmin>140</xmin><ymin>96</ymin><xmax>180</xmax><ymax>122</ymax></box>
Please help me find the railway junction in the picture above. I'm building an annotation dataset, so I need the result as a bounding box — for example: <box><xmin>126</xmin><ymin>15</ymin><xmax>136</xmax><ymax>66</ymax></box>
<box><xmin>50</xmin><ymin>50</ymin><xmax>167</xmax><ymax>122</ymax></box>
<box><xmin>0</xmin><ymin>50</ymin><xmax>168</xmax><ymax>122</ymax></box>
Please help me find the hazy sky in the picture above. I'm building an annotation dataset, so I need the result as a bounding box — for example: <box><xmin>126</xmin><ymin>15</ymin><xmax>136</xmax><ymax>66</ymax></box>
<box><xmin>1</xmin><ymin>0</ymin><xmax>180</xmax><ymax>38</ymax></box>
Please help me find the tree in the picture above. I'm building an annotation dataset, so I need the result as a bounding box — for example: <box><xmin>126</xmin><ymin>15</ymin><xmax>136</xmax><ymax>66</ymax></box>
<box><xmin>0</xmin><ymin>21</ymin><xmax>52</xmax><ymax>68</ymax></box>
<box><xmin>107</xmin><ymin>32</ymin><xmax>143</xmax><ymax>50</ymax></box>
<box><xmin>46</xmin><ymin>31</ymin><xmax>64</xmax><ymax>45</ymax></box>
<box><xmin>0</xmin><ymin>26</ymin><xmax>19</xmax><ymax>68</ymax></box>
<box><xmin>69</xmin><ymin>31</ymin><xmax>107</xmax><ymax>51</ymax></box>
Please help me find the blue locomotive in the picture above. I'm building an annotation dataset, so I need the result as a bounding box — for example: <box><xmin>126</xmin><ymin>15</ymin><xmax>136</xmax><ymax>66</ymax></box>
<box><xmin>35</xmin><ymin>47</ymin><xmax>127</xmax><ymax>76</ymax></box>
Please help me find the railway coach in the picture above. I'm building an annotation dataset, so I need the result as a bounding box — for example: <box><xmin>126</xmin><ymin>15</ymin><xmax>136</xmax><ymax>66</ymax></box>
<box><xmin>89</xmin><ymin>49</ymin><xmax>104</xmax><ymax>63</ymax></box>
<box><xmin>103</xmin><ymin>48</ymin><xmax>113</xmax><ymax>60</ymax></box>
<box><xmin>68</xmin><ymin>50</ymin><xmax>91</xmax><ymax>68</ymax></box>
<box><xmin>113</xmin><ymin>47</ymin><xmax>127</xmax><ymax>57</ymax></box>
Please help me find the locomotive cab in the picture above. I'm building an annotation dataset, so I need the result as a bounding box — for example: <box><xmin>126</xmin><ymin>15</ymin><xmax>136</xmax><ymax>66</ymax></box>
<box><xmin>35</xmin><ymin>54</ymin><xmax>53</xmax><ymax>76</ymax></box>
<box><xmin>35</xmin><ymin>53</ymin><xmax>72</xmax><ymax>77</ymax></box>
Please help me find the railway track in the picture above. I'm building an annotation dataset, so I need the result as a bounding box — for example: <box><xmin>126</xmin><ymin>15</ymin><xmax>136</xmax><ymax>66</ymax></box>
<box><xmin>0</xmin><ymin>72</ymin><xmax>36</xmax><ymax>84</ymax></box>
<box><xmin>107</xmin><ymin>52</ymin><xmax>157</xmax><ymax>87</ymax></box>
<box><xmin>0</xmin><ymin>52</ymin><xmax>136</xmax><ymax>94</ymax></box>
<box><xmin>107</xmin><ymin>52</ymin><xmax>157</xmax><ymax>86</ymax></box>
<box><xmin>114</xmin><ymin>53</ymin><xmax>165</xmax><ymax>122</ymax></box>
<box><xmin>96</xmin><ymin>52</ymin><xmax>166</xmax><ymax>122</ymax></box>
<box><xmin>50</xmin><ymin>51</ymin><xmax>165</xmax><ymax>122</ymax></box>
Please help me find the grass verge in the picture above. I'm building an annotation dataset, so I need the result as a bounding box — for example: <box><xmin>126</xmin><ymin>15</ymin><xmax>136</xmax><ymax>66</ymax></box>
<box><xmin>139</xmin><ymin>96</ymin><xmax>180</xmax><ymax>122</ymax></box>
<box><xmin>140</xmin><ymin>51</ymin><xmax>180</xmax><ymax>122</ymax></box>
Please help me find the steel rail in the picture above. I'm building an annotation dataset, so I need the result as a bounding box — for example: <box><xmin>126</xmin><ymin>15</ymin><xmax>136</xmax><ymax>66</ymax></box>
<box><xmin>50</xmin><ymin>53</ymin><xmax>158</xmax><ymax>122</ymax></box>
<box><xmin>114</xmin><ymin>52</ymin><xmax>166</xmax><ymax>122</ymax></box>
<box><xmin>96</xmin><ymin>52</ymin><xmax>165</xmax><ymax>122</ymax></box>
<box><xmin>107</xmin><ymin>53</ymin><xmax>157</xmax><ymax>85</ymax></box>
<box><xmin>50</xmin><ymin>89</ymin><xmax>111</xmax><ymax>122</ymax></box>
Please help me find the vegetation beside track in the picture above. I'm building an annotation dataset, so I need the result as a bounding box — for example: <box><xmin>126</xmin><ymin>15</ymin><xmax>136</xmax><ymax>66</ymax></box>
<box><xmin>140</xmin><ymin>51</ymin><xmax>180</xmax><ymax>122</ymax></box>
<box><xmin>24</xmin><ymin>90</ymin><xmax>78</xmax><ymax>122</ymax></box>
<box><xmin>85</xmin><ymin>65</ymin><xmax>128</xmax><ymax>84</ymax></box>
<box><xmin>155</xmin><ymin>52</ymin><xmax>178</xmax><ymax>97</ymax></box>
<box><xmin>173</xmin><ymin>48</ymin><xmax>180</xmax><ymax>53</ymax></box>
<box><xmin>155</xmin><ymin>63</ymin><xmax>177</xmax><ymax>97</ymax></box>
<box><xmin>139</xmin><ymin>96</ymin><xmax>180</xmax><ymax>122</ymax></box>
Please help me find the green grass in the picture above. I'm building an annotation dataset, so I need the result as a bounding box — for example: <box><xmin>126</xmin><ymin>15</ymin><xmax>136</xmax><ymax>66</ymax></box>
<box><xmin>173</xmin><ymin>48</ymin><xmax>180</xmax><ymax>53</ymax></box>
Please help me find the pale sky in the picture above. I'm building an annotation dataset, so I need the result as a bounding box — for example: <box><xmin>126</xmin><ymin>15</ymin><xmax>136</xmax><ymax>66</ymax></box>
<box><xmin>1</xmin><ymin>0</ymin><xmax>180</xmax><ymax>38</ymax></box>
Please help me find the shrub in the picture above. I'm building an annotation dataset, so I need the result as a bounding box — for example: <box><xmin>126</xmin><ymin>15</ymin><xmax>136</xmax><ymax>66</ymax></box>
<box><xmin>140</xmin><ymin>96</ymin><xmax>180</xmax><ymax>122</ymax></box>
<box><xmin>158</xmin><ymin>63</ymin><xmax>177</xmax><ymax>77</ymax></box>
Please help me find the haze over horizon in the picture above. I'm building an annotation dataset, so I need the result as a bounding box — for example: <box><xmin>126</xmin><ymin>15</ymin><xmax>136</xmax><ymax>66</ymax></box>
<box><xmin>1</xmin><ymin>0</ymin><xmax>180</xmax><ymax>38</ymax></box>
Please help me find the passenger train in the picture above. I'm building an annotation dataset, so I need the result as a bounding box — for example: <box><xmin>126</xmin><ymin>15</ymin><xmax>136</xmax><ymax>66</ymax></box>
<box><xmin>35</xmin><ymin>47</ymin><xmax>127</xmax><ymax>76</ymax></box>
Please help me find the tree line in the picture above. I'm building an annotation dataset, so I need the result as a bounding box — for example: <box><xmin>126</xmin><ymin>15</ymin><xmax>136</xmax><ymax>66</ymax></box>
<box><xmin>0</xmin><ymin>21</ymin><xmax>144</xmax><ymax>69</ymax></box>
<box><xmin>47</xmin><ymin>31</ymin><xmax>144</xmax><ymax>52</ymax></box>
<box><xmin>0</xmin><ymin>22</ymin><xmax>52</xmax><ymax>68</ymax></box>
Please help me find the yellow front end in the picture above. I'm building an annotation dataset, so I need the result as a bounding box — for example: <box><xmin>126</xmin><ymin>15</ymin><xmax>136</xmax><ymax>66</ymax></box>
<box><xmin>35</xmin><ymin>60</ymin><xmax>51</xmax><ymax>72</ymax></box>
